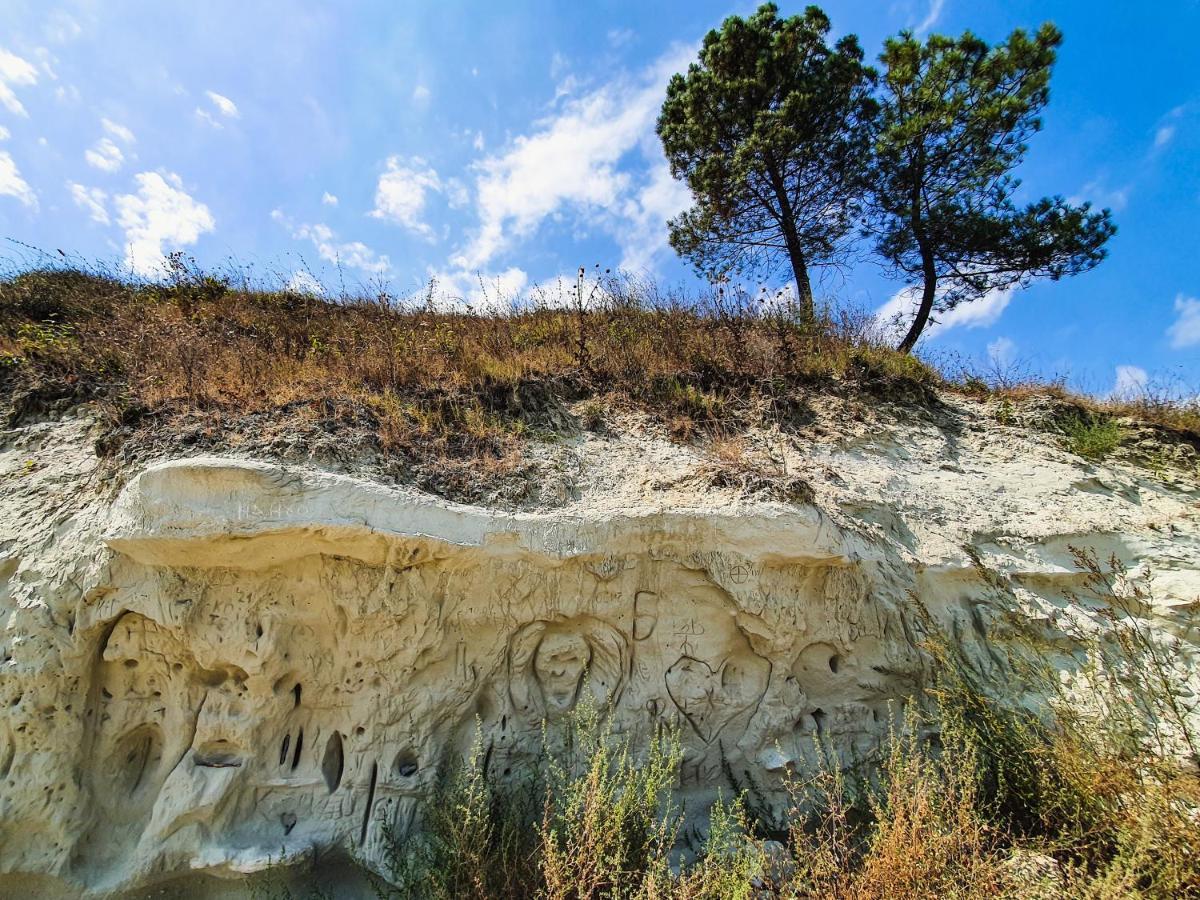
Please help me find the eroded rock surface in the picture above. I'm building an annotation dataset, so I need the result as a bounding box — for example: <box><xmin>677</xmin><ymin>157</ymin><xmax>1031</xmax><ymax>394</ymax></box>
<box><xmin>0</xmin><ymin>399</ymin><xmax>1197</xmax><ymax>897</ymax></box>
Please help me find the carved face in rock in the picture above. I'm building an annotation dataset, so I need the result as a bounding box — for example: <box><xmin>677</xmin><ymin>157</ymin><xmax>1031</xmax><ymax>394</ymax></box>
<box><xmin>533</xmin><ymin>631</ymin><xmax>592</xmax><ymax>714</ymax></box>
<box><xmin>508</xmin><ymin>616</ymin><xmax>627</xmax><ymax>722</ymax></box>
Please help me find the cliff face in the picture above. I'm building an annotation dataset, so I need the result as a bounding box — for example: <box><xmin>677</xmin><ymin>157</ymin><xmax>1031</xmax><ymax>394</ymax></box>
<box><xmin>1</xmin><ymin>396</ymin><xmax>1197</xmax><ymax>898</ymax></box>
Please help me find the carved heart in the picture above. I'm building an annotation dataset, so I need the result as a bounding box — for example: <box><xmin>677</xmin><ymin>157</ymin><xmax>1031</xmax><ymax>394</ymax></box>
<box><xmin>665</xmin><ymin>654</ymin><xmax>767</xmax><ymax>743</ymax></box>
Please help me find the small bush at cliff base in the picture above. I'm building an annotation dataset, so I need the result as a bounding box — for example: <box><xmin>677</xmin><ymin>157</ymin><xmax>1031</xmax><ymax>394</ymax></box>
<box><xmin>376</xmin><ymin>701</ymin><xmax>761</xmax><ymax>900</ymax></box>
<box><xmin>1062</xmin><ymin>414</ymin><xmax>1126</xmax><ymax>459</ymax></box>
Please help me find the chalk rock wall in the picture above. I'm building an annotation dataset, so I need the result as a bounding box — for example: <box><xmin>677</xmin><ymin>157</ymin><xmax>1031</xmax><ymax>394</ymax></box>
<box><xmin>1</xmin><ymin>405</ymin><xmax>1198</xmax><ymax>897</ymax></box>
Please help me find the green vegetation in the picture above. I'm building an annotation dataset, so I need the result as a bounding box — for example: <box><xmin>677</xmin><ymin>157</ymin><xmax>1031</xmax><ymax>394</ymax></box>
<box><xmin>657</xmin><ymin>4</ymin><xmax>877</xmax><ymax>321</ymax></box>
<box><xmin>1063</xmin><ymin>414</ymin><xmax>1127</xmax><ymax>459</ymax></box>
<box><xmin>660</xmin><ymin>4</ymin><xmax>1116</xmax><ymax>351</ymax></box>
<box><xmin>1</xmin><ymin>261</ymin><xmax>1196</xmax><ymax>502</ymax></box>
<box><xmin>257</xmin><ymin>552</ymin><xmax>1198</xmax><ymax>899</ymax></box>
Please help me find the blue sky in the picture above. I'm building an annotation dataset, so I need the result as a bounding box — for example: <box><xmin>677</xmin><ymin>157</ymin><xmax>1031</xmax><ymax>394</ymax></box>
<box><xmin>1</xmin><ymin>1</ymin><xmax>1198</xmax><ymax>395</ymax></box>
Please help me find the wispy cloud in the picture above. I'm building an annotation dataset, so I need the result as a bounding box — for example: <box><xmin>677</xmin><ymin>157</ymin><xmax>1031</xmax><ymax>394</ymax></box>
<box><xmin>914</xmin><ymin>0</ymin><xmax>945</xmax><ymax>34</ymax></box>
<box><xmin>455</xmin><ymin>44</ymin><xmax>694</xmax><ymax>271</ymax></box>
<box><xmin>875</xmin><ymin>285</ymin><xmax>1014</xmax><ymax>343</ymax></box>
<box><xmin>205</xmin><ymin>90</ymin><xmax>239</xmax><ymax>118</ymax></box>
<box><xmin>0</xmin><ymin>48</ymin><xmax>38</xmax><ymax>117</ymax></box>
<box><xmin>196</xmin><ymin>90</ymin><xmax>239</xmax><ymax>127</ymax></box>
<box><xmin>1167</xmin><ymin>293</ymin><xmax>1200</xmax><ymax>349</ymax></box>
<box><xmin>272</xmin><ymin>209</ymin><xmax>391</xmax><ymax>275</ymax></box>
<box><xmin>1111</xmin><ymin>364</ymin><xmax>1148</xmax><ymax>400</ymax></box>
<box><xmin>285</xmin><ymin>270</ymin><xmax>325</xmax><ymax>295</ymax></box>
<box><xmin>45</xmin><ymin>11</ymin><xmax>82</xmax><ymax>43</ymax></box>
<box><xmin>102</xmin><ymin>118</ymin><xmax>135</xmax><ymax>144</ymax></box>
<box><xmin>987</xmin><ymin>336</ymin><xmax>1017</xmax><ymax>368</ymax></box>
<box><xmin>85</xmin><ymin>137</ymin><xmax>125</xmax><ymax>172</ymax></box>
<box><xmin>115</xmin><ymin>171</ymin><xmax>215</xmax><ymax>277</ymax></box>
<box><xmin>0</xmin><ymin>150</ymin><xmax>37</xmax><ymax>209</ymax></box>
<box><xmin>412</xmin><ymin>84</ymin><xmax>431</xmax><ymax>107</ymax></box>
<box><xmin>618</xmin><ymin>155</ymin><xmax>691</xmax><ymax>273</ymax></box>
<box><xmin>1071</xmin><ymin>178</ymin><xmax>1129</xmax><ymax>213</ymax></box>
<box><xmin>68</xmin><ymin>182</ymin><xmax>109</xmax><ymax>224</ymax></box>
<box><xmin>369</xmin><ymin>156</ymin><xmax>441</xmax><ymax>238</ymax></box>
<box><xmin>1152</xmin><ymin>104</ymin><xmax>1186</xmax><ymax>152</ymax></box>
<box><xmin>428</xmin><ymin>266</ymin><xmax>530</xmax><ymax>312</ymax></box>
<box><xmin>321</xmin><ymin>191</ymin><xmax>338</xmax><ymax>206</ymax></box>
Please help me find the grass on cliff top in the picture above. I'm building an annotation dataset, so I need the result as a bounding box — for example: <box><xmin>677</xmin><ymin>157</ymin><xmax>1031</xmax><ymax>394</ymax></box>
<box><xmin>1</xmin><ymin>259</ymin><xmax>1197</xmax><ymax>484</ymax></box>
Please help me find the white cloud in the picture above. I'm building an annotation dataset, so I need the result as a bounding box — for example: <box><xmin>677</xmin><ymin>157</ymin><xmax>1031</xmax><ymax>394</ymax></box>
<box><xmin>472</xmin><ymin>131</ymin><xmax>485</xmax><ymax>152</ymax></box>
<box><xmin>607</xmin><ymin>28</ymin><xmax>635</xmax><ymax>48</ymax></box>
<box><xmin>429</xmin><ymin>266</ymin><xmax>530</xmax><ymax>312</ymax></box>
<box><xmin>0</xmin><ymin>49</ymin><xmax>38</xmax><ymax>117</ymax></box>
<box><xmin>1167</xmin><ymin>294</ymin><xmax>1200</xmax><ymax>348</ymax></box>
<box><xmin>456</xmin><ymin>45</ymin><xmax>694</xmax><ymax>270</ymax></box>
<box><xmin>1071</xmin><ymin>179</ymin><xmax>1129</xmax><ymax>213</ymax></box>
<box><xmin>46</xmin><ymin>11</ymin><xmax>82</xmax><ymax>43</ymax></box>
<box><xmin>987</xmin><ymin>336</ymin><xmax>1017</xmax><ymax>368</ymax></box>
<box><xmin>1111</xmin><ymin>365</ymin><xmax>1148</xmax><ymax>400</ymax></box>
<box><xmin>321</xmin><ymin>191</ymin><xmax>338</xmax><ymax>206</ymax></box>
<box><xmin>115</xmin><ymin>171</ymin><xmax>215</xmax><ymax>277</ymax></box>
<box><xmin>68</xmin><ymin>182</ymin><xmax>109</xmax><ymax>224</ymax></box>
<box><xmin>412</xmin><ymin>83</ymin><xmax>431</xmax><ymax>107</ymax></box>
<box><xmin>285</xmin><ymin>270</ymin><xmax>325</xmax><ymax>295</ymax></box>
<box><xmin>445</xmin><ymin>177</ymin><xmax>469</xmax><ymax>209</ymax></box>
<box><xmin>0</xmin><ymin>151</ymin><xmax>37</xmax><ymax>209</ymax></box>
<box><xmin>101</xmin><ymin>118</ymin><xmax>135</xmax><ymax>144</ymax></box>
<box><xmin>875</xmin><ymin>285</ymin><xmax>1015</xmax><ymax>343</ymax></box>
<box><xmin>0</xmin><ymin>125</ymin><xmax>9</xmax><ymax>141</ymax></box>
<box><xmin>272</xmin><ymin>209</ymin><xmax>391</xmax><ymax>275</ymax></box>
<box><xmin>205</xmin><ymin>90</ymin><xmax>239</xmax><ymax>118</ymax></box>
<box><xmin>914</xmin><ymin>0</ymin><xmax>945</xmax><ymax>34</ymax></box>
<box><xmin>369</xmin><ymin>156</ymin><xmax>441</xmax><ymax>238</ymax></box>
<box><xmin>618</xmin><ymin>155</ymin><xmax>691</xmax><ymax>273</ymax></box>
<box><xmin>196</xmin><ymin>91</ymin><xmax>239</xmax><ymax>128</ymax></box>
<box><xmin>1152</xmin><ymin>104</ymin><xmax>1187</xmax><ymax>152</ymax></box>
<box><xmin>85</xmin><ymin>136</ymin><xmax>124</xmax><ymax>172</ymax></box>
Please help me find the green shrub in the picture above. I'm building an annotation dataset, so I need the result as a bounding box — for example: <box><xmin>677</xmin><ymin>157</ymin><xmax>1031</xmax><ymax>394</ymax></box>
<box><xmin>1063</xmin><ymin>414</ymin><xmax>1125</xmax><ymax>459</ymax></box>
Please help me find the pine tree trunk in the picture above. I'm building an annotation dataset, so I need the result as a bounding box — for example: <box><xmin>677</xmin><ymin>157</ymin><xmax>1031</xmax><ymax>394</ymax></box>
<box><xmin>898</xmin><ymin>241</ymin><xmax>937</xmax><ymax>354</ymax></box>
<box><xmin>898</xmin><ymin>162</ymin><xmax>935</xmax><ymax>354</ymax></box>
<box><xmin>784</xmin><ymin>233</ymin><xmax>816</xmax><ymax>325</ymax></box>
<box><xmin>766</xmin><ymin>162</ymin><xmax>815</xmax><ymax>324</ymax></box>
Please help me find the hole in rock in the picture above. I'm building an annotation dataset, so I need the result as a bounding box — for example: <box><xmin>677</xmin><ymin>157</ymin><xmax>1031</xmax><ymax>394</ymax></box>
<box><xmin>828</xmin><ymin>654</ymin><xmax>841</xmax><ymax>674</ymax></box>
<box><xmin>360</xmin><ymin>761</ymin><xmax>378</xmax><ymax>846</ymax></box>
<box><xmin>111</xmin><ymin>724</ymin><xmax>163</xmax><ymax>796</ymax></box>
<box><xmin>280</xmin><ymin>811</ymin><xmax>297</xmax><ymax>835</ymax></box>
<box><xmin>0</xmin><ymin>740</ymin><xmax>14</xmax><ymax>779</ymax></box>
<box><xmin>194</xmin><ymin>741</ymin><xmax>243</xmax><ymax>768</ymax></box>
<box><xmin>291</xmin><ymin>728</ymin><xmax>304</xmax><ymax>770</ymax></box>
<box><xmin>279</xmin><ymin>734</ymin><xmax>291</xmax><ymax>767</ymax></box>
<box><xmin>394</xmin><ymin>751</ymin><xmax>419</xmax><ymax>778</ymax></box>
<box><xmin>812</xmin><ymin>708</ymin><xmax>827</xmax><ymax>737</ymax></box>
<box><xmin>196</xmin><ymin>669</ymin><xmax>227</xmax><ymax>688</ymax></box>
<box><xmin>322</xmin><ymin>731</ymin><xmax>344</xmax><ymax>793</ymax></box>
<box><xmin>292</xmin><ymin>684</ymin><xmax>302</xmax><ymax>709</ymax></box>
<box><xmin>255</xmin><ymin>624</ymin><xmax>264</xmax><ymax>639</ymax></box>
<box><xmin>123</xmin><ymin>659</ymin><xmax>138</xmax><ymax>669</ymax></box>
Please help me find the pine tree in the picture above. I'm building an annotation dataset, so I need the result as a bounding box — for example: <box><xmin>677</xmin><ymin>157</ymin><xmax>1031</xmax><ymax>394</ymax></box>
<box><xmin>870</xmin><ymin>24</ymin><xmax>1115</xmax><ymax>353</ymax></box>
<box><xmin>657</xmin><ymin>3</ymin><xmax>878</xmax><ymax>322</ymax></box>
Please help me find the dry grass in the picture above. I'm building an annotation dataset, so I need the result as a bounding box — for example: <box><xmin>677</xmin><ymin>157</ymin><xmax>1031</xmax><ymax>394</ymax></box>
<box><xmin>0</xmin><ymin>259</ymin><xmax>938</xmax><ymax>496</ymax></box>
<box><xmin>3</xmin><ymin>259</ymin><xmax>1197</xmax><ymax>497</ymax></box>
